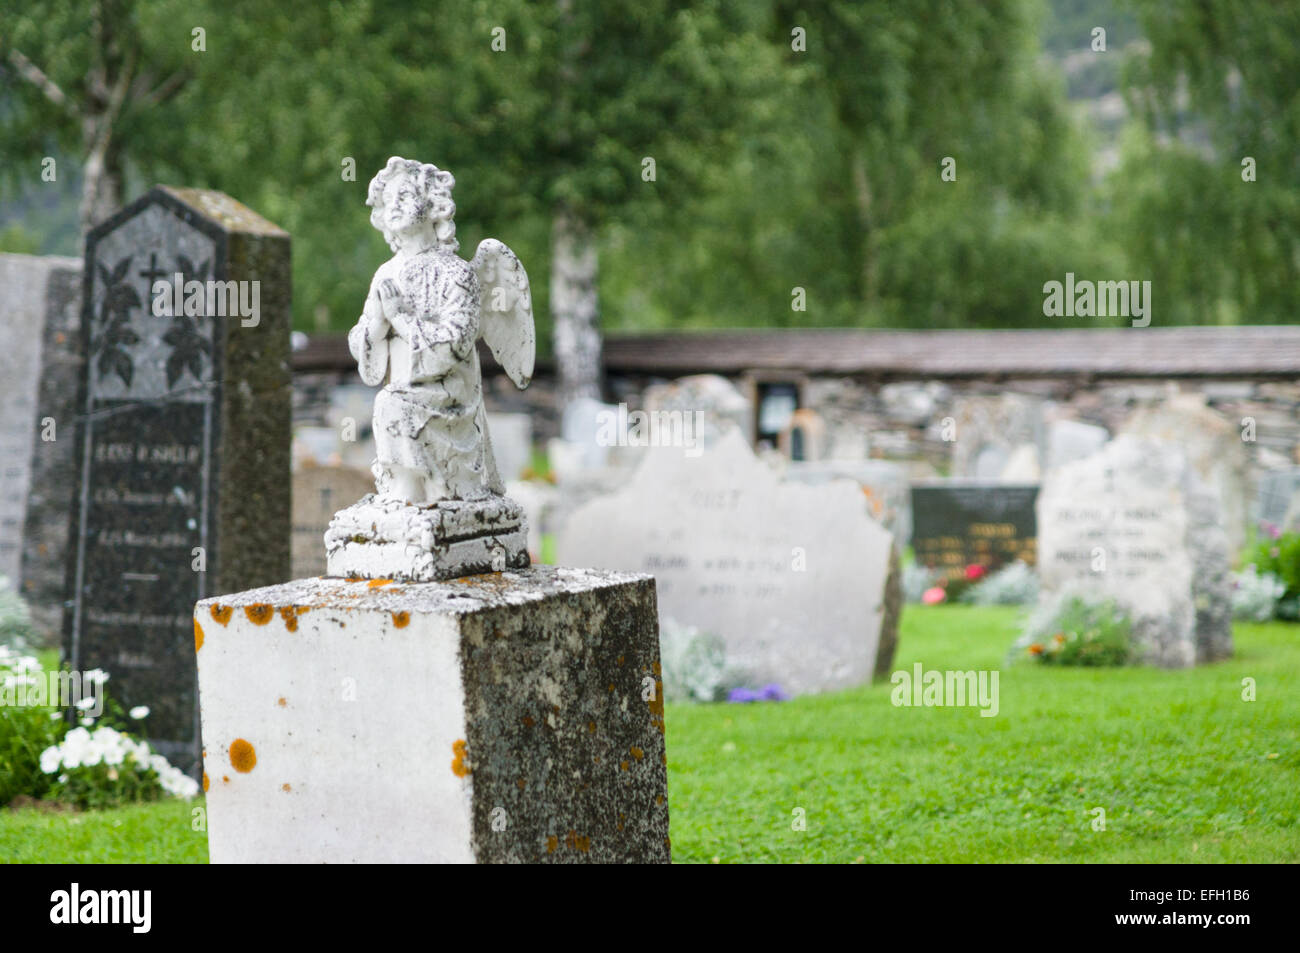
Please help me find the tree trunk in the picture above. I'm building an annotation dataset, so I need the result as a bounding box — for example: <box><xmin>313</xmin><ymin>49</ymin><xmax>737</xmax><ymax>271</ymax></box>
<box><xmin>551</xmin><ymin>208</ymin><xmax>603</xmax><ymax>405</ymax></box>
<box><xmin>851</xmin><ymin>145</ymin><xmax>878</xmax><ymax>307</ymax></box>
<box><xmin>79</xmin><ymin>116</ymin><xmax>124</xmax><ymax>236</ymax></box>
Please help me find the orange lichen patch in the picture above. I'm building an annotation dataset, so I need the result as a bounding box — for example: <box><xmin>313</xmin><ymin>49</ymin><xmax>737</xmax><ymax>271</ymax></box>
<box><xmin>281</xmin><ymin>783</ymin><xmax>291</xmax><ymax>792</ymax></box>
<box><xmin>277</xmin><ymin>697</ymin><xmax>287</xmax><ymax>707</ymax></box>
<box><xmin>546</xmin><ymin>835</ymin><xmax>558</xmax><ymax>854</ymax></box>
<box><xmin>656</xmin><ymin>794</ymin><xmax>665</xmax><ymax>805</ymax></box>
<box><xmin>593</xmin><ymin>755</ymin><xmax>600</xmax><ymax>763</ymax></box>
<box><xmin>630</xmin><ymin>746</ymin><xmax>644</xmax><ymax>761</ymax></box>
<box><xmin>279</xmin><ymin>607</ymin><xmax>299</xmax><ymax>631</ymax></box>
<box><xmin>587</xmin><ymin>721</ymin><xmax>596</xmax><ymax>733</ymax></box>
<box><xmin>194</xmin><ymin>618</ymin><xmax>205</xmax><ymax>652</ymax></box>
<box><xmin>652</xmin><ymin>662</ymin><xmax>662</xmax><ymax>676</ymax></box>
<box><xmin>222</xmin><ymin>775</ymin><xmax>230</xmax><ymax>784</ymax></box>
<box><xmin>451</xmin><ymin>739</ymin><xmax>470</xmax><ymax>777</ymax></box>
<box><xmin>616</xmin><ymin>654</ymin><xmax>625</xmax><ymax>666</ymax></box>
<box><xmin>229</xmin><ymin>738</ymin><xmax>257</xmax><ymax>773</ymax></box>
<box><xmin>607</xmin><ymin>683</ymin><xmax>615</xmax><ymax>693</ymax></box>
<box><xmin>391</xmin><ymin>611</ymin><xmax>410</xmax><ymax>628</ymax></box>
<box><xmin>295</xmin><ymin>606</ymin><xmax>310</xmax><ymax>615</ymax></box>
<box><xmin>367</xmin><ymin>578</ymin><xmax>392</xmax><ymax>589</ymax></box>
<box><xmin>202</xmin><ymin>772</ymin><xmax>210</xmax><ymax>793</ymax></box>
<box><xmin>521</xmin><ymin>715</ymin><xmax>535</xmax><ymax>727</ymax></box>
<box><xmin>619</xmin><ymin>760</ymin><xmax>629</xmax><ymax>771</ymax></box>
<box><xmin>345</xmin><ymin>576</ymin><xmax>365</xmax><ymax>583</ymax></box>
<box><xmin>209</xmin><ymin>604</ymin><xmax>233</xmax><ymax>626</ymax></box>
<box><xmin>565</xmin><ymin>830</ymin><xmax>591</xmax><ymax>853</ymax></box>
<box><xmin>244</xmin><ymin>604</ymin><xmax>274</xmax><ymax>625</ymax></box>
<box><xmin>516</xmin><ymin>778</ymin><xmax>526</xmax><ymax>790</ymax></box>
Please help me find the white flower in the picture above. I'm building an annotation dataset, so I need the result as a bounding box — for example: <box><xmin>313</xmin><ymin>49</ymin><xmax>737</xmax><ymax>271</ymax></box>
<box><xmin>48</xmin><ymin>711</ymin><xmax>62</xmax><ymax>721</ymax></box>
<box><xmin>129</xmin><ymin>706</ymin><xmax>149</xmax><ymax>719</ymax></box>
<box><xmin>78</xmin><ymin>717</ymin><xmax>94</xmax><ymax>727</ymax></box>
<box><xmin>75</xmin><ymin>696</ymin><xmax>97</xmax><ymax>710</ymax></box>
<box><xmin>83</xmin><ymin>668</ymin><xmax>110</xmax><ymax>686</ymax></box>
<box><xmin>39</xmin><ymin>746</ymin><xmax>61</xmax><ymax>774</ymax></box>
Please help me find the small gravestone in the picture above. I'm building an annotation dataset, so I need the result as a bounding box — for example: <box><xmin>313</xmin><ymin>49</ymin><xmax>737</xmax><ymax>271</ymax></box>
<box><xmin>558</xmin><ymin>428</ymin><xmax>897</xmax><ymax>695</ymax></box>
<box><xmin>290</xmin><ymin>466</ymin><xmax>375</xmax><ymax>579</ymax></box>
<box><xmin>910</xmin><ymin>482</ymin><xmax>1039</xmax><ymax>579</ymax></box>
<box><xmin>66</xmin><ymin>187</ymin><xmax>291</xmax><ymax>775</ymax></box>
<box><xmin>1036</xmin><ymin>435</ymin><xmax>1232</xmax><ymax>667</ymax></box>
<box><xmin>485</xmin><ymin>412</ymin><xmax>532</xmax><ymax>482</ymax></box>
<box><xmin>1254</xmin><ymin>466</ymin><xmax>1300</xmax><ymax>533</ymax></box>
<box><xmin>1121</xmin><ymin>393</ymin><xmax>1249</xmax><ymax>552</ymax></box>
<box><xmin>1045</xmin><ymin>419</ymin><xmax>1108</xmax><ymax>472</ymax></box>
<box><xmin>0</xmin><ymin>253</ymin><xmax>83</xmax><ymax>640</ymax></box>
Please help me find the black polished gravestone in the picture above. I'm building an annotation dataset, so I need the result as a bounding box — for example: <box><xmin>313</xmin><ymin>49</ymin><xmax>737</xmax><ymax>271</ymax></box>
<box><xmin>911</xmin><ymin>482</ymin><xmax>1039</xmax><ymax>580</ymax></box>
<box><xmin>65</xmin><ymin>187</ymin><xmax>290</xmax><ymax>776</ymax></box>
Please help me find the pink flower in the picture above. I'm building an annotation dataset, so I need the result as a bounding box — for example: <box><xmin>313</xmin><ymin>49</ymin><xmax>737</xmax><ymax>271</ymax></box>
<box><xmin>965</xmin><ymin>564</ymin><xmax>987</xmax><ymax>581</ymax></box>
<box><xmin>922</xmin><ymin>586</ymin><xmax>946</xmax><ymax>605</ymax></box>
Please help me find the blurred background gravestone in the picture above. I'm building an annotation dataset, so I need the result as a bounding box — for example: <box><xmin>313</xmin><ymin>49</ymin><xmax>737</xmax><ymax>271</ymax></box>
<box><xmin>1035</xmin><ymin>435</ymin><xmax>1232</xmax><ymax>667</ymax></box>
<box><xmin>290</xmin><ymin>465</ymin><xmax>375</xmax><ymax>579</ymax></box>
<box><xmin>1120</xmin><ymin>392</ymin><xmax>1250</xmax><ymax>552</ymax></box>
<box><xmin>0</xmin><ymin>253</ymin><xmax>83</xmax><ymax>644</ymax></box>
<box><xmin>559</xmin><ymin>429</ymin><xmax>897</xmax><ymax>695</ymax></box>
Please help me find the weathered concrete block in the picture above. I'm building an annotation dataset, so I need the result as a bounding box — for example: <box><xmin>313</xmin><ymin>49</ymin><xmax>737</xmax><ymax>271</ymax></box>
<box><xmin>194</xmin><ymin>566</ymin><xmax>669</xmax><ymax>863</ymax></box>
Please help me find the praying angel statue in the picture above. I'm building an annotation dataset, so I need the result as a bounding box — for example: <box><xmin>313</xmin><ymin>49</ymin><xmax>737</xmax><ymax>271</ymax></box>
<box><xmin>325</xmin><ymin>157</ymin><xmax>534</xmax><ymax>581</ymax></box>
<box><xmin>348</xmin><ymin>156</ymin><xmax>534</xmax><ymax>503</ymax></box>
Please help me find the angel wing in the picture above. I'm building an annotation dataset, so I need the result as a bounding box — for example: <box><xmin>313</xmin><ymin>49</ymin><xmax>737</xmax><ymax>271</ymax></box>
<box><xmin>471</xmin><ymin>239</ymin><xmax>535</xmax><ymax>389</ymax></box>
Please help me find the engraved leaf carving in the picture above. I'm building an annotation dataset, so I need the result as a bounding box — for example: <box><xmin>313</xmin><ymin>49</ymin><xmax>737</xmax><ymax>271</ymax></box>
<box><xmin>92</xmin><ymin>255</ymin><xmax>139</xmax><ymax>388</ymax></box>
<box><xmin>162</xmin><ymin>314</ymin><xmax>212</xmax><ymax>387</ymax></box>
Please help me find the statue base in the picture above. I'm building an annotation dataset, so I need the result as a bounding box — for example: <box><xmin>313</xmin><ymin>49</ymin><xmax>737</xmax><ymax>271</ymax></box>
<box><xmin>324</xmin><ymin>494</ymin><xmax>530</xmax><ymax>582</ymax></box>
<box><xmin>194</xmin><ymin>567</ymin><xmax>670</xmax><ymax>863</ymax></box>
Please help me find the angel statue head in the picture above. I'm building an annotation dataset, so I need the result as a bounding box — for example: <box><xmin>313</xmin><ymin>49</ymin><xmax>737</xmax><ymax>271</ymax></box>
<box><xmin>366</xmin><ymin>156</ymin><xmax>459</xmax><ymax>254</ymax></box>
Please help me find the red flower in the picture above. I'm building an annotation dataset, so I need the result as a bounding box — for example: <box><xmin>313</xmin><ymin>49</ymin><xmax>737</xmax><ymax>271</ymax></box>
<box><xmin>965</xmin><ymin>564</ymin><xmax>987</xmax><ymax>581</ymax></box>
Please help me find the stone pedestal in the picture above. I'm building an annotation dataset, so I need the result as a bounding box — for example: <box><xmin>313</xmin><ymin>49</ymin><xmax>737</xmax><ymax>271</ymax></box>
<box><xmin>194</xmin><ymin>566</ymin><xmax>670</xmax><ymax>863</ymax></box>
<box><xmin>325</xmin><ymin>495</ymin><xmax>529</xmax><ymax>581</ymax></box>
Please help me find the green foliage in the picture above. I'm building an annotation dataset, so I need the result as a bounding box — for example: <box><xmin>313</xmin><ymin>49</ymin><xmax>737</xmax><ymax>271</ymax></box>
<box><xmin>1022</xmin><ymin>596</ymin><xmax>1133</xmax><ymax>666</ymax></box>
<box><xmin>3</xmin><ymin>1</ymin><xmax>1296</xmax><ymax>333</ymax></box>
<box><xmin>0</xmin><ymin>642</ymin><xmax>62</xmax><ymax>807</ymax></box>
<box><xmin>0</xmin><ymin>222</ymin><xmax>39</xmax><ymax>253</ymax></box>
<box><xmin>1249</xmin><ymin>533</ymin><xmax>1300</xmax><ymax>621</ymax></box>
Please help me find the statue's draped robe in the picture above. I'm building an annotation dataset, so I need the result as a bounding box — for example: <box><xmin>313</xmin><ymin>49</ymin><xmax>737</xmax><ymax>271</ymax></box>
<box><xmin>348</xmin><ymin>249</ymin><xmax>504</xmax><ymax>501</ymax></box>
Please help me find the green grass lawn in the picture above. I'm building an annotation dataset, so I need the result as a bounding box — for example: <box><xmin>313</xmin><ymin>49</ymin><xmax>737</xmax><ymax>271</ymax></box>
<box><xmin>3</xmin><ymin>606</ymin><xmax>1297</xmax><ymax>863</ymax></box>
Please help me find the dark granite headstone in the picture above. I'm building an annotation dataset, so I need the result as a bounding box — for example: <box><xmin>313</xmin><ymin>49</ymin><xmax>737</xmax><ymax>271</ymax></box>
<box><xmin>65</xmin><ymin>187</ymin><xmax>291</xmax><ymax>776</ymax></box>
<box><xmin>911</xmin><ymin>482</ymin><xmax>1039</xmax><ymax>579</ymax></box>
